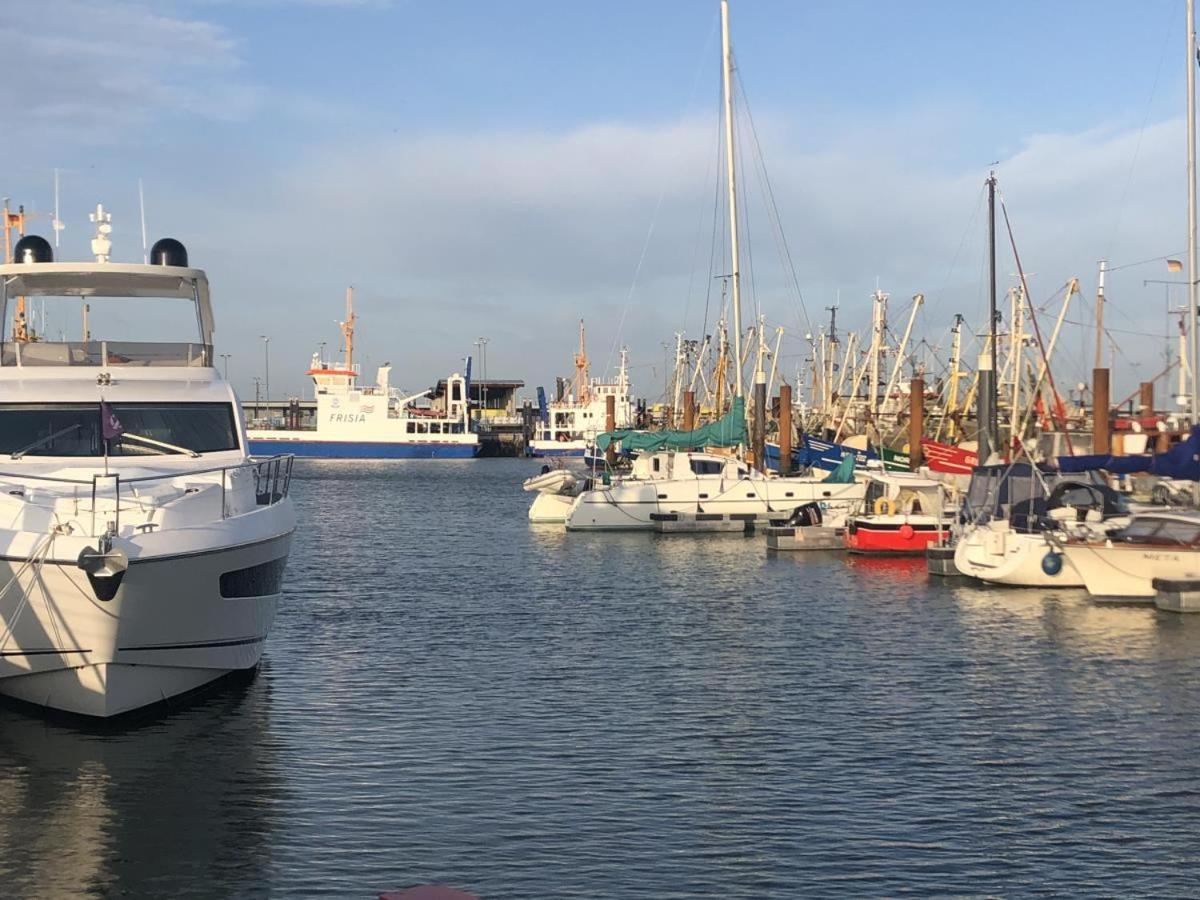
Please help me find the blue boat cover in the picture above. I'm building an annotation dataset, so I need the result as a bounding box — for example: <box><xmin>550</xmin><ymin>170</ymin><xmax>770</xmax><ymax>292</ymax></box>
<box><xmin>1057</xmin><ymin>426</ymin><xmax>1200</xmax><ymax>481</ymax></box>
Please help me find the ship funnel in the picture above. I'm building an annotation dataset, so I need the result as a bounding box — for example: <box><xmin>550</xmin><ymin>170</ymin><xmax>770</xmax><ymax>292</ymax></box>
<box><xmin>12</xmin><ymin>235</ymin><xmax>53</xmax><ymax>264</ymax></box>
<box><xmin>149</xmin><ymin>237</ymin><xmax>188</xmax><ymax>267</ymax></box>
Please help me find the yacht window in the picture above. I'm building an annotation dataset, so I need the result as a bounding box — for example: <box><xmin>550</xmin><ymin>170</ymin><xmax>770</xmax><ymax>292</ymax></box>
<box><xmin>417</xmin><ymin>422</ymin><xmax>428</xmax><ymax>434</ymax></box>
<box><xmin>452</xmin><ymin>382</ymin><xmax>462</xmax><ymax>402</ymax></box>
<box><xmin>406</xmin><ymin>422</ymin><xmax>416</xmax><ymax>434</ymax></box>
<box><xmin>0</xmin><ymin>402</ymin><xmax>238</xmax><ymax>457</ymax></box>
<box><xmin>1152</xmin><ymin>519</ymin><xmax>1200</xmax><ymax>545</ymax></box>
<box><xmin>689</xmin><ymin>459</ymin><xmax>723</xmax><ymax>475</ymax></box>
<box><xmin>1117</xmin><ymin>518</ymin><xmax>1165</xmax><ymax>541</ymax></box>
<box><xmin>653</xmin><ymin>459</ymin><xmax>661</xmax><ymax>473</ymax></box>
<box><xmin>430</xmin><ymin>422</ymin><xmax>442</xmax><ymax>434</ymax></box>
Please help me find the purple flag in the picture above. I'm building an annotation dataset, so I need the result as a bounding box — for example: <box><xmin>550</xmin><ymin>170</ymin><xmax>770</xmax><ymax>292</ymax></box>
<box><xmin>100</xmin><ymin>401</ymin><xmax>124</xmax><ymax>440</ymax></box>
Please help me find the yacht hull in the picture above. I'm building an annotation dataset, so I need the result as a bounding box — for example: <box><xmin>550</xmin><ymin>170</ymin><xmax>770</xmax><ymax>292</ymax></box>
<box><xmin>954</xmin><ymin>526</ymin><xmax>1083</xmax><ymax>587</ymax></box>
<box><xmin>0</xmin><ymin>531</ymin><xmax>291</xmax><ymax>718</ymax></box>
<box><xmin>1061</xmin><ymin>542</ymin><xmax>1200</xmax><ymax>599</ymax></box>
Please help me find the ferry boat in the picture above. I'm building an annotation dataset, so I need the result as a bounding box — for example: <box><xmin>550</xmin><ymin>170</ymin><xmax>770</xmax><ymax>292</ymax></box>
<box><xmin>843</xmin><ymin>470</ymin><xmax>952</xmax><ymax>555</ymax></box>
<box><xmin>246</xmin><ymin>289</ymin><xmax>478</xmax><ymax>459</ymax></box>
<box><xmin>529</xmin><ymin>322</ymin><xmax>634</xmax><ymax>457</ymax></box>
<box><xmin>0</xmin><ymin>213</ymin><xmax>295</xmax><ymax>718</ymax></box>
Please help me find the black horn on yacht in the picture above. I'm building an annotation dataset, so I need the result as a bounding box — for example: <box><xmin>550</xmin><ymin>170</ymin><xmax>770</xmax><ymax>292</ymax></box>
<box><xmin>149</xmin><ymin>237</ymin><xmax>188</xmax><ymax>267</ymax></box>
<box><xmin>12</xmin><ymin>234</ymin><xmax>53</xmax><ymax>264</ymax></box>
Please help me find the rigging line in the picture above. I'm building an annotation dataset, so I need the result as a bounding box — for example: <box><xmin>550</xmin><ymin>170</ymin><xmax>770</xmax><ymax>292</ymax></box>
<box><xmin>1059</xmin><ymin>318</ymin><xmax>1170</xmax><ymax>338</ymax></box>
<box><xmin>734</xmin><ymin>63</ymin><xmax>812</xmax><ymax>335</ymax></box>
<box><xmin>1105</xmin><ymin>251</ymin><xmax>1186</xmax><ymax>272</ymax></box>
<box><xmin>606</xmin><ymin>10</ymin><xmax>720</xmax><ymax>374</ymax></box>
<box><xmin>1105</xmin><ymin>0</ymin><xmax>1177</xmax><ymax>262</ymax></box>
<box><xmin>998</xmin><ymin>190</ymin><xmax>1074</xmax><ymax>445</ymax></box>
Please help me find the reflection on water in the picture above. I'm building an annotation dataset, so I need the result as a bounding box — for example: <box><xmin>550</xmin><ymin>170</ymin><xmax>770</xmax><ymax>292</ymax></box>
<box><xmin>3</xmin><ymin>459</ymin><xmax>1200</xmax><ymax>897</ymax></box>
<box><xmin>0</xmin><ymin>671</ymin><xmax>278</xmax><ymax>898</ymax></box>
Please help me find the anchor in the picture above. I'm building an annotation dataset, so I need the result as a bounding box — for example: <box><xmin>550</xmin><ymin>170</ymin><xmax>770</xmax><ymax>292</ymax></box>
<box><xmin>77</xmin><ymin>527</ymin><xmax>128</xmax><ymax>602</ymax></box>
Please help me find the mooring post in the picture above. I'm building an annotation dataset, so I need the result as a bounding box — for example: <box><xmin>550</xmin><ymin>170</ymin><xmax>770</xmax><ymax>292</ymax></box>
<box><xmin>909</xmin><ymin>376</ymin><xmax>924</xmax><ymax>471</ymax></box>
<box><xmin>683</xmin><ymin>389</ymin><xmax>695</xmax><ymax>432</ymax></box>
<box><xmin>753</xmin><ymin>374</ymin><xmax>767</xmax><ymax>472</ymax></box>
<box><xmin>779</xmin><ymin>383</ymin><xmax>793</xmax><ymax>475</ymax></box>
<box><xmin>1093</xmin><ymin>368</ymin><xmax>1111</xmax><ymax>455</ymax></box>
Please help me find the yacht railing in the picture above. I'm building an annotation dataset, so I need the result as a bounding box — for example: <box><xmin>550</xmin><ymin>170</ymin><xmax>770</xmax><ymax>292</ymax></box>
<box><xmin>0</xmin><ymin>454</ymin><xmax>294</xmax><ymax>535</ymax></box>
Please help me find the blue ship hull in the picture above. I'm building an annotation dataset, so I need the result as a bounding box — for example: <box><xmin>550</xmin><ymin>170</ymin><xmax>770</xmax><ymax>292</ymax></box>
<box><xmin>247</xmin><ymin>439</ymin><xmax>480</xmax><ymax>459</ymax></box>
<box><xmin>528</xmin><ymin>446</ymin><xmax>586</xmax><ymax>458</ymax></box>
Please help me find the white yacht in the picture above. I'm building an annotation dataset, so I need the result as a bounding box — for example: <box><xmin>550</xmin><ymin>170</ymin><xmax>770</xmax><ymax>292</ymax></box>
<box><xmin>1061</xmin><ymin>510</ymin><xmax>1200</xmax><ymax>599</ymax></box>
<box><xmin>564</xmin><ymin>450</ymin><xmax>864</xmax><ymax>531</ymax></box>
<box><xmin>0</xmin><ymin>214</ymin><xmax>295</xmax><ymax>718</ymax></box>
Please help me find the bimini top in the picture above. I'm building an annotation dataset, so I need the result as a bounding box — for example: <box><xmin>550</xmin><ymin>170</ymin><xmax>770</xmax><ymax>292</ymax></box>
<box><xmin>0</xmin><ymin>262</ymin><xmax>215</xmax><ymax>370</ymax></box>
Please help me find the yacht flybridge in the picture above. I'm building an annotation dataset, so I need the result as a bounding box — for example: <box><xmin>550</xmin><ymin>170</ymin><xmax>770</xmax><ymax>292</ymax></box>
<box><xmin>0</xmin><ymin>209</ymin><xmax>295</xmax><ymax>718</ymax></box>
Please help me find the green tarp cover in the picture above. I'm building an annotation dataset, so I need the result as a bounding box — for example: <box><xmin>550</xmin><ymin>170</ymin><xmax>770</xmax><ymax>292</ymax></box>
<box><xmin>821</xmin><ymin>453</ymin><xmax>857</xmax><ymax>483</ymax></box>
<box><xmin>596</xmin><ymin>396</ymin><xmax>747</xmax><ymax>452</ymax></box>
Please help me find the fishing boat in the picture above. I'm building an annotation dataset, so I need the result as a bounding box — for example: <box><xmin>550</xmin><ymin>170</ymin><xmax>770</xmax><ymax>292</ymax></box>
<box><xmin>0</xmin><ymin>215</ymin><xmax>295</xmax><ymax>718</ymax></box>
<box><xmin>246</xmin><ymin>288</ymin><xmax>478</xmax><ymax>459</ymax></box>
<box><xmin>529</xmin><ymin>324</ymin><xmax>633</xmax><ymax>457</ymax></box>
<box><xmin>843</xmin><ymin>470</ymin><xmax>951</xmax><ymax>555</ymax></box>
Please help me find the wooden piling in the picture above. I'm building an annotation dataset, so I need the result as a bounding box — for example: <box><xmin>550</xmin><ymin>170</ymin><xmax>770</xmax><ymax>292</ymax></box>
<box><xmin>779</xmin><ymin>383</ymin><xmax>793</xmax><ymax>475</ymax></box>
<box><xmin>909</xmin><ymin>376</ymin><xmax>924</xmax><ymax>471</ymax></box>
<box><xmin>605</xmin><ymin>394</ymin><xmax>616</xmax><ymax>466</ymax></box>
<box><xmin>683</xmin><ymin>390</ymin><xmax>696</xmax><ymax>432</ymax></box>
<box><xmin>1139</xmin><ymin>381</ymin><xmax>1154</xmax><ymax>417</ymax></box>
<box><xmin>1093</xmin><ymin>368</ymin><xmax>1111</xmax><ymax>455</ymax></box>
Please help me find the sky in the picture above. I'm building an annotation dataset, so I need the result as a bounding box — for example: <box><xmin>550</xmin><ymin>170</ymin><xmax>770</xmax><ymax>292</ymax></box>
<box><xmin>1</xmin><ymin>0</ymin><xmax>1193</xmax><ymax>407</ymax></box>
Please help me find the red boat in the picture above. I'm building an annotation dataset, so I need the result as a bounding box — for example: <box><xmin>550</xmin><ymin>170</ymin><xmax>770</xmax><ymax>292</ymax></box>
<box><xmin>843</xmin><ymin>471</ymin><xmax>953</xmax><ymax>555</ymax></box>
<box><xmin>919</xmin><ymin>438</ymin><xmax>978</xmax><ymax>475</ymax></box>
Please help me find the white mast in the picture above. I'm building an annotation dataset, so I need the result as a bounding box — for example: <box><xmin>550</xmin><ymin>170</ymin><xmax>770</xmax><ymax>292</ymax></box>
<box><xmin>1189</xmin><ymin>0</ymin><xmax>1198</xmax><ymax>422</ymax></box>
<box><xmin>138</xmin><ymin>178</ymin><xmax>149</xmax><ymax>264</ymax></box>
<box><xmin>51</xmin><ymin>169</ymin><xmax>64</xmax><ymax>249</ymax></box>
<box><xmin>721</xmin><ymin>0</ymin><xmax>744</xmax><ymax>400</ymax></box>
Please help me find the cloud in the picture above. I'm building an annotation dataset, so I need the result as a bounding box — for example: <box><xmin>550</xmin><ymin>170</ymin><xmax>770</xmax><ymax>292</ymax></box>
<box><xmin>170</xmin><ymin>108</ymin><xmax>1182</xmax><ymax>400</ymax></box>
<box><xmin>1</xmin><ymin>0</ymin><xmax>254</xmax><ymax>139</ymax></box>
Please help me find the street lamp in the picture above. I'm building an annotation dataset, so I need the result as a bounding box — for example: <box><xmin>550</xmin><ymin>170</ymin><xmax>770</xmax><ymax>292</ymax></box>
<box><xmin>475</xmin><ymin>336</ymin><xmax>489</xmax><ymax>421</ymax></box>
<box><xmin>219</xmin><ymin>353</ymin><xmax>231</xmax><ymax>380</ymax></box>
<box><xmin>260</xmin><ymin>335</ymin><xmax>270</xmax><ymax>420</ymax></box>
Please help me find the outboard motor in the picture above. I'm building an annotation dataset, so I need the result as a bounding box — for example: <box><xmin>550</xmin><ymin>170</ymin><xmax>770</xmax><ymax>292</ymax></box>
<box><xmin>788</xmin><ymin>501</ymin><xmax>824</xmax><ymax>528</ymax></box>
<box><xmin>12</xmin><ymin>234</ymin><xmax>53</xmax><ymax>264</ymax></box>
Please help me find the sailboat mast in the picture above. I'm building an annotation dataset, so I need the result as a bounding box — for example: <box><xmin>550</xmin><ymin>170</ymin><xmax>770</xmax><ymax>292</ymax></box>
<box><xmin>721</xmin><ymin>0</ymin><xmax>744</xmax><ymax>400</ymax></box>
<box><xmin>1188</xmin><ymin>0</ymin><xmax>1199</xmax><ymax>423</ymax></box>
<box><xmin>987</xmin><ymin>170</ymin><xmax>999</xmax><ymax>452</ymax></box>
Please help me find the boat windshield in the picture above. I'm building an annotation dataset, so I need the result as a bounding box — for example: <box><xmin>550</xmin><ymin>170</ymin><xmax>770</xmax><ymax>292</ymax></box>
<box><xmin>0</xmin><ymin>402</ymin><xmax>239</xmax><ymax>458</ymax></box>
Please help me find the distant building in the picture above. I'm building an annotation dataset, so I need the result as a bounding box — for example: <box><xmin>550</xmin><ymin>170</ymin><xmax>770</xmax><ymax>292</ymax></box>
<box><xmin>431</xmin><ymin>378</ymin><xmax>524</xmax><ymax>424</ymax></box>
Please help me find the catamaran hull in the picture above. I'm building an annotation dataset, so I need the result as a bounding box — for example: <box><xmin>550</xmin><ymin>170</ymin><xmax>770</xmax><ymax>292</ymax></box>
<box><xmin>247</xmin><ymin>438</ymin><xmax>479</xmax><ymax>459</ymax></box>
<box><xmin>565</xmin><ymin>482</ymin><xmax>864</xmax><ymax>531</ymax></box>
<box><xmin>0</xmin><ymin>531</ymin><xmax>292</xmax><ymax>719</ymax></box>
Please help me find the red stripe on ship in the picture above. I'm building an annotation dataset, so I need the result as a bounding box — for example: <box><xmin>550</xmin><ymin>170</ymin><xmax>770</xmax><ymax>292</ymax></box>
<box><xmin>920</xmin><ymin>439</ymin><xmax>978</xmax><ymax>475</ymax></box>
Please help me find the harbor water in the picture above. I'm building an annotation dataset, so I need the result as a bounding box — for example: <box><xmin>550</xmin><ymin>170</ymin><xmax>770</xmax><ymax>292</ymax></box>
<box><xmin>3</xmin><ymin>460</ymin><xmax>1200</xmax><ymax>897</ymax></box>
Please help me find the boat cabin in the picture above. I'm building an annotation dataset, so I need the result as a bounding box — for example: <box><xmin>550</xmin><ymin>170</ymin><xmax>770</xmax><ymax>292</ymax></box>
<box><xmin>629</xmin><ymin>451</ymin><xmax>746</xmax><ymax>481</ymax></box>
<box><xmin>861</xmin><ymin>470</ymin><xmax>947</xmax><ymax>517</ymax></box>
